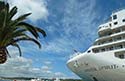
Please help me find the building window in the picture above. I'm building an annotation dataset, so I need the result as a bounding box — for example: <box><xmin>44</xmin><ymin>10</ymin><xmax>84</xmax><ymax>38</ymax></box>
<box><xmin>123</xmin><ymin>19</ymin><xmax>125</xmax><ymax>22</ymax></box>
<box><xmin>114</xmin><ymin>22</ymin><xmax>118</xmax><ymax>25</ymax></box>
<box><xmin>113</xmin><ymin>15</ymin><xmax>117</xmax><ymax>20</ymax></box>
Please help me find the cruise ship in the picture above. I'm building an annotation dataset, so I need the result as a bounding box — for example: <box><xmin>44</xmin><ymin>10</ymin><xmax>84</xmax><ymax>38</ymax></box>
<box><xmin>67</xmin><ymin>9</ymin><xmax>125</xmax><ymax>81</ymax></box>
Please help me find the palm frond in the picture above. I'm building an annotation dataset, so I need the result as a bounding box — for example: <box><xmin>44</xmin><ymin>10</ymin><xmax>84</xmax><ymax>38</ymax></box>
<box><xmin>16</xmin><ymin>13</ymin><xmax>31</xmax><ymax>22</ymax></box>
<box><xmin>16</xmin><ymin>37</ymin><xmax>41</xmax><ymax>48</ymax></box>
<box><xmin>0</xmin><ymin>1</ymin><xmax>46</xmax><ymax>61</ymax></box>
<box><xmin>8</xmin><ymin>37</ymin><xmax>41</xmax><ymax>48</ymax></box>
<box><xmin>35</xmin><ymin>27</ymin><xmax>46</xmax><ymax>37</ymax></box>
<box><xmin>11</xmin><ymin>43</ymin><xmax>22</xmax><ymax>56</ymax></box>
<box><xmin>5</xmin><ymin>48</ymin><xmax>11</xmax><ymax>58</ymax></box>
<box><xmin>9</xmin><ymin>13</ymin><xmax>31</xmax><ymax>27</ymax></box>
<box><xmin>0</xmin><ymin>1</ymin><xmax>5</xmax><ymax>11</ymax></box>
<box><xmin>0</xmin><ymin>9</ymin><xmax>5</xmax><ymax>29</ymax></box>
<box><xmin>8</xmin><ymin>6</ymin><xmax>17</xmax><ymax>20</ymax></box>
<box><xmin>17</xmin><ymin>22</ymin><xmax>39</xmax><ymax>38</ymax></box>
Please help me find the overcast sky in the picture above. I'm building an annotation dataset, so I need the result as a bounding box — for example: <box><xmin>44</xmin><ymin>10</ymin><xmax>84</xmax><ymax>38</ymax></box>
<box><xmin>0</xmin><ymin>0</ymin><xmax>125</xmax><ymax>79</ymax></box>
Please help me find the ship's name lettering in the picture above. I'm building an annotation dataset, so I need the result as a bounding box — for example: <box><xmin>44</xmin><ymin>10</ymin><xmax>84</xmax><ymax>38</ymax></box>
<box><xmin>84</xmin><ymin>67</ymin><xmax>97</xmax><ymax>72</ymax></box>
<box><xmin>84</xmin><ymin>64</ymin><xmax>118</xmax><ymax>72</ymax></box>
<box><xmin>99</xmin><ymin>64</ymin><xmax>117</xmax><ymax>70</ymax></box>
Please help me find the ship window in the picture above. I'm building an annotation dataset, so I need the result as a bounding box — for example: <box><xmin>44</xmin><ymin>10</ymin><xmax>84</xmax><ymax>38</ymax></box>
<box><xmin>87</xmin><ymin>50</ymin><xmax>91</xmax><ymax>53</ymax></box>
<box><xmin>109</xmin><ymin>23</ymin><xmax>112</xmax><ymax>27</ymax></box>
<box><xmin>114</xmin><ymin>22</ymin><xmax>118</xmax><ymax>25</ymax></box>
<box><xmin>101</xmin><ymin>48</ymin><xmax>105</xmax><ymax>52</ymax></box>
<box><xmin>109</xmin><ymin>17</ymin><xmax>112</xmax><ymax>21</ymax></box>
<box><xmin>113</xmin><ymin>15</ymin><xmax>117</xmax><ymax>20</ymax></box>
<box><xmin>115</xmin><ymin>52</ymin><xmax>125</xmax><ymax>59</ymax></box>
<box><xmin>115</xmin><ymin>29</ymin><xmax>120</xmax><ymax>33</ymax></box>
<box><xmin>117</xmin><ymin>45</ymin><xmax>123</xmax><ymax>49</ymax></box>
<box><xmin>116</xmin><ymin>36</ymin><xmax>122</xmax><ymax>40</ymax></box>
<box><xmin>115</xmin><ymin>45</ymin><xmax>123</xmax><ymax>49</ymax></box>
<box><xmin>108</xmin><ymin>32</ymin><xmax>112</xmax><ymax>35</ymax></box>
<box><xmin>92</xmin><ymin>49</ymin><xmax>99</xmax><ymax>53</ymax></box>
<box><xmin>109</xmin><ymin>46</ymin><xmax>113</xmax><ymax>50</ymax></box>
<box><xmin>123</xmin><ymin>19</ymin><xmax>125</xmax><ymax>22</ymax></box>
<box><xmin>107</xmin><ymin>39</ymin><xmax>113</xmax><ymax>43</ymax></box>
<box><xmin>119</xmin><ymin>55</ymin><xmax>124</xmax><ymax>59</ymax></box>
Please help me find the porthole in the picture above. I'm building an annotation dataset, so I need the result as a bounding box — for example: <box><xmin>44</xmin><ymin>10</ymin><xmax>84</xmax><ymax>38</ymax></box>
<box><xmin>123</xmin><ymin>19</ymin><xmax>125</xmax><ymax>22</ymax></box>
<box><xmin>87</xmin><ymin>50</ymin><xmax>91</xmax><ymax>53</ymax></box>
<box><xmin>114</xmin><ymin>22</ymin><xmax>118</xmax><ymax>25</ymax></box>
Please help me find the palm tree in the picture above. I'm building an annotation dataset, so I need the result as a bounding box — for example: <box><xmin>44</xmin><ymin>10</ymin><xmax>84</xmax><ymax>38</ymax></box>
<box><xmin>0</xmin><ymin>1</ymin><xmax>46</xmax><ymax>64</ymax></box>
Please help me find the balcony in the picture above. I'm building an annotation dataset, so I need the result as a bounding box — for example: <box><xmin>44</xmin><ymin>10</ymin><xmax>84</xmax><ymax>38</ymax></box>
<box><xmin>98</xmin><ymin>26</ymin><xmax>111</xmax><ymax>33</ymax></box>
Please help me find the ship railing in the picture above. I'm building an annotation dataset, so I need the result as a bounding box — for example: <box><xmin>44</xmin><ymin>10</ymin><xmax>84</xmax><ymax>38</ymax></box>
<box><xmin>112</xmin><ymin>7</ymin><xmax>125</xmax><ymax>14</ymax></box>
<box><xmin>98</xmin><ymin>8</ymin><xmax>125</xmax><ymax>29</ymax></box>
<box><xmin>69</xmin><ymin>52</ymin><xmax>81</xmax><ymax>59</ymax></box>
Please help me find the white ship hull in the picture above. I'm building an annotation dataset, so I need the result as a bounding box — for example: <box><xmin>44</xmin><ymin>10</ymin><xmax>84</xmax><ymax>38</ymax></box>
<box><xmin>67</xmin><ymin>50</ymin><xmax>125</xmax><ymax>81</ymax></box>
<box><xmin>67</xmin><ymin>9</ymin><xmax>125</xmax><ymax>81</ymax></box>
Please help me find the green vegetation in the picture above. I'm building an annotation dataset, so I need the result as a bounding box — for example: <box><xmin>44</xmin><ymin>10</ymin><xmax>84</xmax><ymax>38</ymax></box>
<box><xmin>0</xmin><ymin>1</ymin><xmax>46</xmax><ymax>64</ymax></box>
<box><xmin>60</xmin><ymin>79</ymin><xmax>83</xmax><ymax>81</ymax></box>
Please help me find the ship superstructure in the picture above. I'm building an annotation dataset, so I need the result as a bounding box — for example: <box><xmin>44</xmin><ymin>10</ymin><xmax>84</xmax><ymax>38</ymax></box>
<box><xmin>67</xmin><ymin>9</ymin><xmax>125</xmax><ymax>81</ymax></box>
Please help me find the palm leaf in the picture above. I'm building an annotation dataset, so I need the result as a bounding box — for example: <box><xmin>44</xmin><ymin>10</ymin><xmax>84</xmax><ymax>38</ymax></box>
<box><xmin>8</xmin><ymin>37</ymin><xmax>41</xmax><ymax>48</ymax></box>
<box><xmin>35</xmin><ymin>27</ymin><xmax>46</xmax><ymax>37</ymax></box>
<box><xmin>2</xmin><ymin>29</ymin><xmax>27</xmax><ymax>46</ymax></box>
<box><xmin>0</xmin><ymin>1</ymin><xmax>46</xmax><ymax>63</ymax></box>
<box><xmin>16</xmin><ymin>13</ymin><xmax>31</xmax><ymax>22</ymax></box>
<box><xmin>5</xmin><ymin>48</ymin><xmax>11</xmax><ymax>58</ymax></box>
<box><xmin>16</xmin><ymin>37</ymin><xmax>41</xmax><ymax>48</ymax></box>
<box><xmin>10</xmin><ymin>13</ymin><xmax>31</xmax><ymax>27</ymax></box>
<box><xmin>0</xmin><ymin>1</ymin><xmax>5</xmax><ymax>11</ymax></box>
<box><xmin>11</xmin><ymin>43</ymin><xmax>22</xmax><ymax>56</ymax></box>
<box><xmin>8</xmin><ymin>6</ymin><xmax>17</xmax><ymax>20</ymax></box>
<box><xmin>17</xmin><ymin>22</ymin><xmax>39</xmax><ymax>38</ymax></box>
<box><xmin>0</xmin><ymin>9</ymin><xmax>5</xmax><ymax>29</ymax></box>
